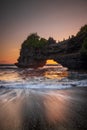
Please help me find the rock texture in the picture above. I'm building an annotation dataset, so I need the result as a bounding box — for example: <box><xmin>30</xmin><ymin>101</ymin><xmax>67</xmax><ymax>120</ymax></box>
<box><xmin>15</xmin><ymin>25</ymin><xmax>87</xmax><ymax>70</ymax></box>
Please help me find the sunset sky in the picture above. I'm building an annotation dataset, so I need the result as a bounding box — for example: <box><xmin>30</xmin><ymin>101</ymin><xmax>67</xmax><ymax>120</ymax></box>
<box><xmin>0</xmin><ymin>0</ymin><xmax>87</xmax><ymax>64</ymax></box>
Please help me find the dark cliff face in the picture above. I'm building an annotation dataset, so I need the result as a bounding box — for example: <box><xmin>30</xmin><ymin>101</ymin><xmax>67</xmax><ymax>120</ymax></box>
<box><xmin>15</xmin><ymin>25</ymin><xmax>87</xmax><ymax>70</ymax></box>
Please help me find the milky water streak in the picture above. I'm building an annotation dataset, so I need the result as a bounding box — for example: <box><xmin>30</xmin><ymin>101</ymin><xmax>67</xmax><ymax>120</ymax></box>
<box><xmin>0</xmin><ymin>65</ymin><xmax>87</xmax><ymax>89</ymax></box>
<box><xmin>0</xmin><ymin>65</ymin><xmax>87</xmax><ymax>130</ymax></box>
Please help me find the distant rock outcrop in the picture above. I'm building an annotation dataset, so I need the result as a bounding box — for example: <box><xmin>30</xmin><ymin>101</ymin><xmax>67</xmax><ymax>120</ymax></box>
<box><xmin>15</xmin><ymin>25</ymin><xmax>87</xmax><ymax>70</ymax></box>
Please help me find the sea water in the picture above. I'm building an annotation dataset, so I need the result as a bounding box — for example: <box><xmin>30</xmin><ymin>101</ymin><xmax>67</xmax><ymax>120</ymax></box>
<box><xmin>0</xmin><ymin>64</ymin><xmax>87</xmax><ymax>89</ymax></box>
<box><xmin>0</xmin><ymin>65</ymin><xmax>87</xmax><ymax>130</ymax></box>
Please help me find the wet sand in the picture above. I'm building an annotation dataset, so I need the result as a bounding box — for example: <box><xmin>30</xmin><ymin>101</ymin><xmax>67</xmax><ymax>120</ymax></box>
<box><xmin>0</xmin><ymin>87</ymin><xmax>87</xmax><ymax>130</ymax></box>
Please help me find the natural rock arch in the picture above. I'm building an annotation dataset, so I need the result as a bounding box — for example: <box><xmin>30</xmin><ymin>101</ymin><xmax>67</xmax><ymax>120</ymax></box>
<box><xmin>15</xmin><ymin>25</ymin><xmax>87</xmax><ymax>70</ymax></box>
<box><xmin>15</xmin><ymin>44</ymin><xmax>86</xmax><ymax>70</ymax></box>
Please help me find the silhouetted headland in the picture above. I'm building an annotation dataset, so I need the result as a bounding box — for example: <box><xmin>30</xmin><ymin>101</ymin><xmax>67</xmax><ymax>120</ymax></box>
<box><xmin>15</xmin><ymin>25</ymin><xmax>87</xmax><ymax>70</ymax></box>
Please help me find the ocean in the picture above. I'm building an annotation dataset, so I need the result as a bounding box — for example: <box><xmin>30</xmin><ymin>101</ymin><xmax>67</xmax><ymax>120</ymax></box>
<box><xmin>0</xmin><ymin>64</ymin><xmax>87</xmax><ymax>89</ymax></box>
<box><xmin>0</xmin><ymin>65</ymin><xmax>87</xmax><ymax>130</ymax></box>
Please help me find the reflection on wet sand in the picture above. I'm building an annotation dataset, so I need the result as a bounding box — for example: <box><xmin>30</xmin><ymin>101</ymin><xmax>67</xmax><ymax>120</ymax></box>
<box><xmin>0</xmin><ymin>67</ymin><xmax>68</xmax><ymax>82</ymax></box>
<box><xmin>45</xmin><ymin>69</ymin><xmax>68</xmax><ymax>79</ymax></box>
<box><xmin>0</xmin><ymin>88</ymin><xmax>87</xmax><ymax>130</ymax></box>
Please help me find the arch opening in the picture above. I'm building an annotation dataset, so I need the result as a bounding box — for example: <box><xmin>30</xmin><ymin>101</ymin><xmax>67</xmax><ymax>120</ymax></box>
<box><xmin>46</xmin><ymin>60</ymin><xmax>58</xmax><ymax>65</ymax></box>
<box><xmin>45</xmin><ymin>59</ymin><xmax>67</xmax><ymax>69</ymax></box>
<box><xmin>44</xmin><ymin>59</ymin><xmax>68</xmax><ymax>80</ymax></box>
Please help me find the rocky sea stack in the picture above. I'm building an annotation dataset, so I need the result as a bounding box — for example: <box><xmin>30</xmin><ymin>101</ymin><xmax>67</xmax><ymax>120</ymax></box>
<box><xmin>15</xmin><ymin>25</ymin><xmax>87</xmax><ymax>70</ymax></box>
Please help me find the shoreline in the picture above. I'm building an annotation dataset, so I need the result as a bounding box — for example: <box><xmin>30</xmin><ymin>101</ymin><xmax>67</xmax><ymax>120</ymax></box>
<box><xmin>0</xmin><ymin>87</ymin><xmax>87</xmax><ymax>130</ymax></box>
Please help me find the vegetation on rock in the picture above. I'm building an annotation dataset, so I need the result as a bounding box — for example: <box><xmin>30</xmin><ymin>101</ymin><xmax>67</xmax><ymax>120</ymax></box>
<box><xmin>80</xmin><ymin>38</ymin><xmax>87</xmax><ymax>59</ymax></box>
<box><xmin>77</xmin><ymin>24</ymin><xmax>87</xmax><ymax>36</ymax></box>
<box><xmin>22</xmin><ymin>33</ymin><xmax>47</xmax><ymax>49</ymax></box>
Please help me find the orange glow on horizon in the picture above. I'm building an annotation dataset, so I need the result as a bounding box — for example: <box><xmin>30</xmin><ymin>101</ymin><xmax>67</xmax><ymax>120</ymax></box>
<box><xmin>0</xmin><ymin>48</ymin><xmax>19</xmax><ymax>64</ymax></box>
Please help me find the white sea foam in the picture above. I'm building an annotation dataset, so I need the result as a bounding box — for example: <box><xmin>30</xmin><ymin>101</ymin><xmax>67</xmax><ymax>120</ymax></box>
<box><xmin>0</xmin><ymin>65</ymin><xmax>87</xmax><ymax>89</ymax></box>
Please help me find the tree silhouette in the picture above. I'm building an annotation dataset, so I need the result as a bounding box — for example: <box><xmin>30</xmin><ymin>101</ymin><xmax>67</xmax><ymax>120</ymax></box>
<box><xmin>77</xmin><ymin>24</ymin><xmax>87</xmax><ymax>36</ymax></box>
<box><xmin>21</xmin><ymin>33</ymin><xmax>47</xmax><ymax>49</ymax></box>
<box><xmin>47</xmin><ymin>37</ymin><xmax>56</xmax><ymax>44</ymax></box>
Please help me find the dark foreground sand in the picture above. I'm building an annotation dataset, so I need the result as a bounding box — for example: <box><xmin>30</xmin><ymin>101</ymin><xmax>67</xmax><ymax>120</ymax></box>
<box><xmin>0</xmin><ymin>87</ymin><xmax>87</xmax><ymax>130</ymax></box>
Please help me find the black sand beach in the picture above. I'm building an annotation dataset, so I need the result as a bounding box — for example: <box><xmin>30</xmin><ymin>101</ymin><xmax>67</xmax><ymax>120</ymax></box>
<box><xmin>0</xmin><ymin>87</ymin><xmax>87</xmax><ymax>130</ymax></box>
